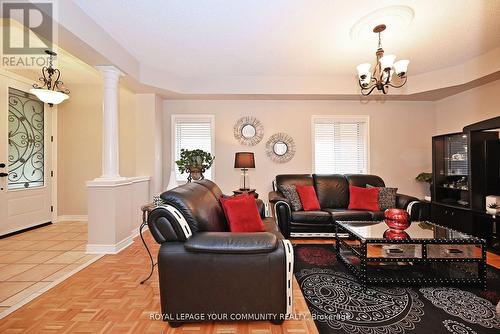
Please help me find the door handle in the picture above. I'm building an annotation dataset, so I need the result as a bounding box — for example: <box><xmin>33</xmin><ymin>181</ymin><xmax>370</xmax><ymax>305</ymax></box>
<box><xmin>0</xmin><ymin>172</ymin><xmax>8</xmax><ymax>177</ymax></box>
<box><xmin>0</xmin><ymin>163</ymin><xmax>5</xmax><ymax>168</ymax></box>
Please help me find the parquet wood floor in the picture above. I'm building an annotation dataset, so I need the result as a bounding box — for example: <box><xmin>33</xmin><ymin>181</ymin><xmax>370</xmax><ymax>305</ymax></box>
<box><xmin>0</xmin><ymin>230</ymin><xmax>319</xmax><ymax>334</ymax></box>
<box><xmin>0</xmin><ymin>230</ymin><xmax>498</xmax><ymax>333</ymax></box>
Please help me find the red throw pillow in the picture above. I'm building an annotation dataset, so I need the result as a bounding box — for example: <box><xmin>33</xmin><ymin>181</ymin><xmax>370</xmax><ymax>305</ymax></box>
<box><xmin>295</xmin><ymin>185</ymin><xmax>321</xmax><ymax>211</ymax></box>
<box><xmin>220</xmin><ymin>194</ymin><xmax>265</xmax><ymax>232</ymax></box>
<box><xmin>348</xmin><ymin>185</ymin><xmax>379</xmax><ymax>211</ymax></box>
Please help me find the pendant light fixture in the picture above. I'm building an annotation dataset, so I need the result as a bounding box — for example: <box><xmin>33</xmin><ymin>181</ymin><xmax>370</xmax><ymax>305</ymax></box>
<box><xmin>356</xmin><ymin>24</ymin><xmax>409</xmax><ymax>96</ymax></box>
<box><xmin>30</xmin><ymin>50</ymin><xmax>70</xmax><ymax>106</ymax></box>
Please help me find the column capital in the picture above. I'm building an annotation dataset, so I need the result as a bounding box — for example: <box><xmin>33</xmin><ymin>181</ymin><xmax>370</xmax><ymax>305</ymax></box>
<box><xmin>95</xmin><ymin>65</ymin><xmax>125</xmax><ymax>78</ymax></box>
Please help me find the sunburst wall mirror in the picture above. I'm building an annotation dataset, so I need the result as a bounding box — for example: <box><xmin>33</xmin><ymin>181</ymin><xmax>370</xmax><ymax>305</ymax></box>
<box><xmin>265</xmin><ymin>132</ymin><xmax>295</xmax><ymax>163</ymax></box>
<box><xmin>233</xmin><ymin>116</ymin><xmax>264</xmax><ymax>146</ymax></box>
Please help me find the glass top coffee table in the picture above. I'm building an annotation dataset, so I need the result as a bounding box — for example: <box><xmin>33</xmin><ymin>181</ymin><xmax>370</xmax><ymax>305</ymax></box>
<box><xmin>334</xmin><ymin>220</ymin><xmax>486</xmax><ymax>289</ymax></box>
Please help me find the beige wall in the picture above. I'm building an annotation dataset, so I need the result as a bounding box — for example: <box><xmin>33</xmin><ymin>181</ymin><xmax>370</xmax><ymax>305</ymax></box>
<box><xmin>57</xmin><ymin>77</ymin><xmax>500</xmax><ymax>216</ymax></box>
<box><xmin>435</xmin><ymin>79</ymin><xmax>500</xmax><ymax>134</ymax></box>
<box><xmin>163</xmin><ymin>100</ymin><xmax>435</xmax><ymax>199</ymax></box>
<box><xmin>134</xmin><ymin>94</ymin><xmax>164</xmax><ymax>196</ymax></box>
<box><xmin>57</xmin><ymin>83</ymin><xmax>138</xmax><ymax>216</ymax></box>
<box><xmin>57</xmin><ymin>83</ymin><xmax>102</xmax><ymax>216</ymax></box>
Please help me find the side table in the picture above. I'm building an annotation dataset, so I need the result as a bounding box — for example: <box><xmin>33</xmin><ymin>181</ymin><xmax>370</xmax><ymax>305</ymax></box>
<box><xmin>140</xmin><ymin>203</ymin><xmax>157</xmax><ymax>284</ymax></box>
<box><xmin>233</xmin><ymin>189</ymin><xmax>258</xmax><ymax>198</ymax></box>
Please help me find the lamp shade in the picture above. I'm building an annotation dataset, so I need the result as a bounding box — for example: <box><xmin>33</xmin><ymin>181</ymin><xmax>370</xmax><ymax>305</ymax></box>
<box><xmin>234</xmin><ymin>152</ymin><xmax>255</xmax><ymax>168</ymax></box>
<box><xmin>30</xmin><ymin>88</ymin><xmax>69</xmax><ymax>105</ymax></box>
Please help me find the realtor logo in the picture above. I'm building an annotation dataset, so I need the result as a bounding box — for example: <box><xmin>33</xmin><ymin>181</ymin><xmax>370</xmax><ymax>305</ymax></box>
<box><xmin>1</xmin><ymin>1</ymin><xmax>53</xmax><ymax>55</ymax></box>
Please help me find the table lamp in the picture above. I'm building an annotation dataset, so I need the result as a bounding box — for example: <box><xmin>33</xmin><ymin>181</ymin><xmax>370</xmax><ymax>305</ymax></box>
<box><xmin>234</xmin><ymin>152</ymin><xmax>255</xmax><ymax>190</ymax></box>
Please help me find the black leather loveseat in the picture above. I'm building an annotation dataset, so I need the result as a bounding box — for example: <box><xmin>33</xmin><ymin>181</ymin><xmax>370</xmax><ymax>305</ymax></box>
<box><xmin>269</xmin><ymin>174</ymin><xmax>420</xmax><ymax>238</ymax></box>
<box><xmin>147</xmin><ymin>180</ymin><xmax>293</xmax><ymax>327</ymax></box>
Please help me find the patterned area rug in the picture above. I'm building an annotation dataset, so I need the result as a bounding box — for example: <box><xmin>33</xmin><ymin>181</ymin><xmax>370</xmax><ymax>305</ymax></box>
<box><xmin>294</xmin><ymin>244</ymin><xmax>500</xmax><ymax>334</ymax></box>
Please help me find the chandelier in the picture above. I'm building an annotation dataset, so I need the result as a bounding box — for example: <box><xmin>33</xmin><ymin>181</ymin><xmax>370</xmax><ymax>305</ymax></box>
<box><xmin>356</xmin><ymin>24</ymin><xmax>409</xmax><ymax>96</ymax></box>
<box><xmin>30</xmin><ymin>50</ymin><xmax>70</xmax><ymax>106</ymax></box>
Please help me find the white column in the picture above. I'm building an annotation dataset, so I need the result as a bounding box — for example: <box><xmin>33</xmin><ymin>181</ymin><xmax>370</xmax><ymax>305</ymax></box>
<box><xmin>96</xmin><ymin>66</ymin><xmax>123</xmax><ymax>180</ymax></box>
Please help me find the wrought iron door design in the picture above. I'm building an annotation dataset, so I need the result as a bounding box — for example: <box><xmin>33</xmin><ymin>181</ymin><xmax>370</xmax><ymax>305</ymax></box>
<box><xmin>8</xmin><ymin>87</ymin><xmax>45</xmax><ymax>189</ymax></box>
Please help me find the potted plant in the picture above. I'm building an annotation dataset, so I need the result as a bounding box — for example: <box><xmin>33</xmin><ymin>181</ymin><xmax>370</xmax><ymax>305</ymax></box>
<box><xmin>415</xmin><ymin>172</ymin><xmax>432</xmax><ymax>200</ymax></box>
<box><xmin>175</xmin><ymin>149</ymin><xmax>215</xmax><ymax>182</ymax></box>
<box><xmin>487</xmin><ymin>203</ymin><xmax>499</xmax><ymax>215</ymax></box>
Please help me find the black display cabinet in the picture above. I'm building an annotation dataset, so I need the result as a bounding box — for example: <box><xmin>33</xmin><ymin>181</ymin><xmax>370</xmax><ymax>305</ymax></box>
<box><xmin>431</xmin><ymin>129</ymin><xmax>498</xmax><ymax>241</ymax></box>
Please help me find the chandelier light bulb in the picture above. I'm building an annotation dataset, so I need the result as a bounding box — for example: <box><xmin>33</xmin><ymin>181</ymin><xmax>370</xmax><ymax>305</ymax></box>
<box><xmin>379</xmin><ymin>54</ymin><xmax>396</xmax><ymax>71</ymax></box>
<box><xmin>356</xmin><ymin>63</ymin><xmax>371</xmax><ymax>79</ymax></box>
<box><xmin>394</xmin><ymin>59</ymin><xmax>410</xmax><ymax>76</ymax></box>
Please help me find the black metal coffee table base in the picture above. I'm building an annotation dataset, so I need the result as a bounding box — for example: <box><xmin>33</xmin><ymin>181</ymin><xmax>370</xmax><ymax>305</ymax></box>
<box><xmin>140</xmin><ymin>203</ymin><xmax>157</xmax><ymax>284</ymax></box>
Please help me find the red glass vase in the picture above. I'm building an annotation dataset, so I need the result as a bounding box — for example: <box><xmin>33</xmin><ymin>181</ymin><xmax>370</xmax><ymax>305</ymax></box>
<box><xmin>383</xmin><ymin>229</ymin><xmax>410</xmax><ymax>240</ymax></box>
<box><xmin>384</xmin><ymin>208</ymin><xmax>411</xmax><ymax>232</ymax></box>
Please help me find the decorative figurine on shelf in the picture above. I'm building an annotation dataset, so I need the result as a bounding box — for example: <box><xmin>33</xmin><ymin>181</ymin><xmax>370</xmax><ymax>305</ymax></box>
<box><xmin>487</xmin><ymin>203</ymin><xmax>499</xmax><ymax>215</ymax></box>
<box><xmin>175</xmin><ymin>149</ymin><xmax>215</xmax><ymax>182</ymax></box>
<box><xmin>415</xmin><ymin>172</ymin><xmax>432</xmax><ymax>201</ymax></box>
<box><xmin>456</xmin><ymin>176</ymin><xmax>468</xmax><ymax>190</ymax></box>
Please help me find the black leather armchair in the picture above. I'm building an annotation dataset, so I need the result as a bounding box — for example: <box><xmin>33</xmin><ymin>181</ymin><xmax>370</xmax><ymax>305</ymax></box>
<box><xmin>147</xmin><ymin>180</ymin><xmax>293</xmax><ymax>327</ymax></box>
<box><xmin>269</xmin><ymin>174</ymin><xmax>420</xmax><ymax>238</ymax></box>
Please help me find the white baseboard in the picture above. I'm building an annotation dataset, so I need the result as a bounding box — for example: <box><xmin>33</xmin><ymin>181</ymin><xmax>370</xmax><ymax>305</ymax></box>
<box><xmin>86</xmin><ymin>235</ymin><xmax>134</xmax><ymax>254</ymax></box>
<box><xmin>57</xmin><ymin>215</ymin><xmax>88</xmax><ymax>222</ymax></box>
<box><xmin>290</xmin><ymin>232</ymin><xmax>348</xmax><ymax>238</ymax></box>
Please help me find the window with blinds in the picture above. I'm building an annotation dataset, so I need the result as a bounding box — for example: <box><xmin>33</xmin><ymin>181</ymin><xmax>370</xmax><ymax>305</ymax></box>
<box><xmin>313</xmin><ymin>116</ymin><xmax>369</xmax><ymax>174</ymax></box>
<box><xmin>172</xmin><ymin>115</ymin><xmax>214</xmax><ymax>181</ymax></box>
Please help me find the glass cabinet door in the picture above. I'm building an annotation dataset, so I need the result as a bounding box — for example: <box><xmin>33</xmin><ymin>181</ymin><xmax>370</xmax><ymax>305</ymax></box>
<box><xmin>445</xmin><ymin>134</ymin><xmax>468</xmax><ymax>177</ymax></box>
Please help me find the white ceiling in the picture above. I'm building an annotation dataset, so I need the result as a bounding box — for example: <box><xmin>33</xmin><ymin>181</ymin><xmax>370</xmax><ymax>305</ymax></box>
<box><xmin>74</xmin><ymin>0</ymin><xmax>500</xmax><ymax>79</ymax></box>
<box><xmin>0</xmin><ymin>19</ymin><xmax>101</xmax><ymax>86</ymax></box>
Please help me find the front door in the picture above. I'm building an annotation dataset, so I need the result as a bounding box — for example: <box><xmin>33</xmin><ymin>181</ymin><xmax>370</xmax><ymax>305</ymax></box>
<box><xmin>0</xmin><ymin>77</ymin><xmax>52</xmax><ymax>236</ymax></box>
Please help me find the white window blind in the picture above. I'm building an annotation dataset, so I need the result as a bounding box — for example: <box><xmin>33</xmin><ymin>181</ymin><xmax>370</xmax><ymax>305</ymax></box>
<box><xmin>313</xmin><ymin>117</ymin><xmax>368</xmax><ymax>174</ymax></box>
<box><xmin>173</xmin><ymin>116</ymin><xmax>214</xmax><ymax>181</ymax></box>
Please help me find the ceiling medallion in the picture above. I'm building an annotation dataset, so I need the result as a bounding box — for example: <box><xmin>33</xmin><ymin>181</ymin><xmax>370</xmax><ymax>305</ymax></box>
<box><xmin>30</xmin><ymin>50</ymin><xmax>70</xmax><ymax>106</ymax></box>
<box><xmin>350</xmin><ymin>5</ymin><xmax>414</xmax><ymax>41</ymax></box>
<box><xmin>356</xmin><ymin>24</ymin><xmax>409</xmax><ymax>96</ymax></box>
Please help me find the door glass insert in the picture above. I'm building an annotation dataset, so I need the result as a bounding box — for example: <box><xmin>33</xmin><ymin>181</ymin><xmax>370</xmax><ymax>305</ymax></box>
<box><xmin>8</xmin><ymin>87</ymin><xmax>45</xmax><ymax>190</ymax></box>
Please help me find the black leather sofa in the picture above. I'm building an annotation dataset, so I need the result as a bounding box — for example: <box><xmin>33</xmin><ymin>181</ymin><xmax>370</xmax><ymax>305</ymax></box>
<box><xmin>269</xmin><ymin>174</ymin><xmax>420</xmax><ymax>238</ymax></box>
<box><xmin>147</xmin><ymin>180</ymin><xmax>293</xmax><ymax>327</ymax></box>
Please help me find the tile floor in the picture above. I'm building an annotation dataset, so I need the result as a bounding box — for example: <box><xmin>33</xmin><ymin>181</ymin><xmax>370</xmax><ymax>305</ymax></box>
<box><xmin>0</xmin><ymin>222</ymin><xmax>99</xmax><ymax>317</ymax></box>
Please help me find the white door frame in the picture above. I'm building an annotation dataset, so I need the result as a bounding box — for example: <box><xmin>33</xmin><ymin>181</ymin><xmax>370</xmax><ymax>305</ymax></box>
<box><xmin>0</xmin><ymin>69</ymin><xmax>58</xmax><ymax>233</ymax></box>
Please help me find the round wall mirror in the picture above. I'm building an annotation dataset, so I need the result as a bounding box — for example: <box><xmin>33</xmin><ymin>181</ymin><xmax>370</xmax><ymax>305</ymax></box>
<box><xmin>241</xmin><ymin>124</ymin><xmax>257</xmax><ymax>139</ymax></box>
<box><xmin>266</xmin><ymin>133</ymin><xmax>295</xmax><ymax>163</ymax></box>
<box><xmin>233</xmin><ymin>116</ymin><xmax>264</xmax><ymax>146</ymax></box>
<box><xmin>273</xmin><ymin>141</ymin><xmax>288</xmax><ymax>156</ymax></box>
